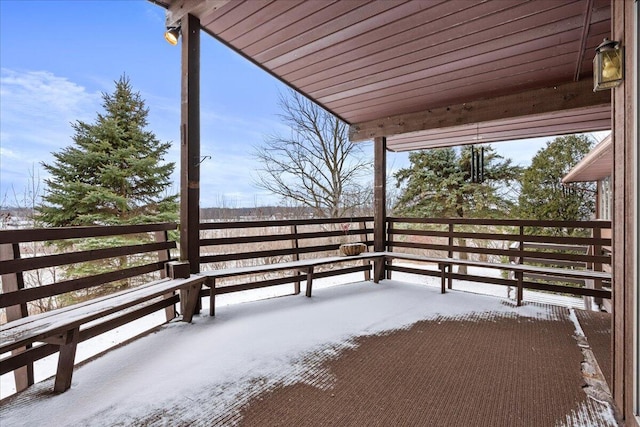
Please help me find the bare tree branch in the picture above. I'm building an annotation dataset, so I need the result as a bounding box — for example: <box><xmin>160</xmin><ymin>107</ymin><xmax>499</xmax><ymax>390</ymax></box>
<box><xmin>253</xmin><ymin>90</ymin><xmax>372</xmax><ymax>218</ymax></box>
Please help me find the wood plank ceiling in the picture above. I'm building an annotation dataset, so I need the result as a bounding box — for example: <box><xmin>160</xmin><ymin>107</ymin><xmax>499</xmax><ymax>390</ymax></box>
<box><xmin>157</xmin><ymin>0</ymin><xmax>612</xmax><ymax>151</ymax></box>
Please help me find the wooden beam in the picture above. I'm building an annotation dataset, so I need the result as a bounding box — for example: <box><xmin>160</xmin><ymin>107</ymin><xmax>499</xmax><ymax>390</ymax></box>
<box><xmin>165</xmin><ymin>0</ymin><xmax>230</xmax><ymax>27</ymax></box>
<box><xmin>349</xmin><ymin>79</ymin><xmax>610</xmax><ymax>141</ymax></box>
<box><xmin>573</xmin><ymin>0</ymin><xmax>593</xmax><ymax>82</ymax></box>
<box><xmin>180</xmin><ymin>13</ymin><xmax>201</xmax><ymax>274</ymax></box>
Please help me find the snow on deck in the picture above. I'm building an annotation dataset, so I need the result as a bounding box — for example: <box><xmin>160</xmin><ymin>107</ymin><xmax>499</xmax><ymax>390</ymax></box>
<box><xmin>1</xmin><ymin>265</ymin><xmax>603</xmax><ymax>426</ymax></box>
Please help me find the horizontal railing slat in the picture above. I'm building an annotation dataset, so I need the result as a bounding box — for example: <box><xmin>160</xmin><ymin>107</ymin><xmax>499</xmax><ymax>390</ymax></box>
<box><xmin>387</xmin><ymin>241</ymin><xmax>611</xmax><ymax>264</ymax></box>
<box><xmin>388</xmin><ymin>217</ymin><xmax>611</xmax><ymax>229</ymax></box>
<box><xmin>200</xmin><ymin>216</ymin><xmax>373</xmax><ymax>230</ymax></box>
<box><xmin>200</xmin><ymin>228</ymin><xmax>372</xmax><ymax>247</ymax></box>
<box><xmin>388</xmin><ymin>228</ymin><xmax>611</xmax><ymax>247</ymax></box>
<box><xmin>0</xmin><ymin>261</ymin><xmax>170</xmax><ymax>309</ymax></box>
<box><xmin>0</xmin><ymin>222</ymin><xmax>177</xmax><ymax>244</ymax></box>
<box><xmin>0</xmin><ymin>241</ymin><xmax>175</xmax><ymax>275</ymax></box>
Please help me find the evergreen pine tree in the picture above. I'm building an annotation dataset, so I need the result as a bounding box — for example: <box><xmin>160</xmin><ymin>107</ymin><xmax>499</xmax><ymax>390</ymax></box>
<box><xmin>37</xmin><ymin>75</ymin><xmax>178</xmax><ymax>302</ymax></box>
<box><xmin>39</xmin><ymin>75</ymin><xmax>177</xmax><ymax>226</ymax></box>
<box><xmin>517</xmin><ymin>135</ymin><xmax>595</xmax><ymax>235</ymax></box>
<box><xmin>394</xmin><ymin>145</ymin><xmax>521</xmax><ymax>218</ymax></box>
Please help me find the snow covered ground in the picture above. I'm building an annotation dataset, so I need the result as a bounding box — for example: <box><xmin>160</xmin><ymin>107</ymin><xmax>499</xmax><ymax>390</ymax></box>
<box><xmin>0</xmin><ymin>264</ymin><xmax>589</xmax><ymax>401</ymax></box>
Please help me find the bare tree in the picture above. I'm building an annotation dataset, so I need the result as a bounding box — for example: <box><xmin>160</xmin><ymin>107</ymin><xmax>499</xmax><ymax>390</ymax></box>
<box><xmin>254</xmin><ymin>90</ymin><xmax>372</xmax><ymax>218</ymax></box>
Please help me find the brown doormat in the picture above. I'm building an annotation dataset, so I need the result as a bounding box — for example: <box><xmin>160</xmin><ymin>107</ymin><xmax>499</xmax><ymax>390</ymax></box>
<box><xmin>238</xmin><ymin>308</ymin><xmax>615</xmax><ymax>426</ymax></box>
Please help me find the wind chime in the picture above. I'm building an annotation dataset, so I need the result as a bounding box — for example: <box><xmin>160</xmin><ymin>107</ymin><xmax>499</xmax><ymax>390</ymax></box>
<box><xmin>470</xmin><ymin>145</ymin><xmax>485</xmax><ymax>183</ymax></box>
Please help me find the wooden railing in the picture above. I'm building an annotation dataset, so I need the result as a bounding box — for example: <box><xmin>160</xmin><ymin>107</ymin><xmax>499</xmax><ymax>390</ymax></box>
<box><xmin>0</xmin><ymin>216</ymin><xmax>613</xmax><ymax>397</ymax></box>
<box><xmin>1</xmin><ymin>222</ymin><xmax>178</xmax><ymax>329</ymax></box>
<box><xmin>198</xmin><ymin>217</ymin><xmax>374</xmax><ymax>296</ymax></box>
<box><xmin>386</xmin><ymin>217</ymin><xmax>612</xmax><ymax>300</ymax></box>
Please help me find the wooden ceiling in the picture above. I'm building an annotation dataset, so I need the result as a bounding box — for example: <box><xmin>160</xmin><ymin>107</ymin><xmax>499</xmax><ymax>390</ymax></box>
<box><xmin>156</xmin><ymin>0</ymin><xmax>612</xmax><ymax>149</ymax></box>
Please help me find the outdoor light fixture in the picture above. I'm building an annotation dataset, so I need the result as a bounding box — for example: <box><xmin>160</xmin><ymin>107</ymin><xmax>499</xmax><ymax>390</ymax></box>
<box><xmin>593</xmin><ymin>38</ymin><xmax>624</xmax><ymax>91</ymax></box>
<box><xmin>164</xmin><ymin>26</ymin><xmax>180</xmax><ymax>45</ymax></box>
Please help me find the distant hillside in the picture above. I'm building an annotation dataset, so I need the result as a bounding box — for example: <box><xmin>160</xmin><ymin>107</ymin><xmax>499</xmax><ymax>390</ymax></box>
<box><xmin>200</xmin><ymin>206</ymin><xmax>314</xmax><ymax>221</ymax></box>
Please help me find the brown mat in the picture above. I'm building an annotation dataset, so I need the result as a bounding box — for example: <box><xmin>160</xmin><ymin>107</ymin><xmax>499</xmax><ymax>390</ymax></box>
<box><xmin>238</xmin><ymin>307</ymin><xmax>612</xmax><ymax>427</ymax></box>
<box><xmin>575</xmin><ymin>309</ymin><xmax>612</xmax><ymax>387</ymax></box>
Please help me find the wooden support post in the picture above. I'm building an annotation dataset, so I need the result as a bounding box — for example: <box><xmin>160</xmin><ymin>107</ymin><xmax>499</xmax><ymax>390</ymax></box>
<box><xmin>305</xmin><ymin>267</ymin><xmax>315</xmax><ymax>297</ymax></box>
<box><xmin>180</xmin><ymin>13</ymin><xmax>201</xmax><ymax>275</ymax></box>
<box><xmin>291</xmin><ymin>225</ymin><xmax>301</xmax><ymax>294</ymax></box>
<box><xmin>611</xmin><ymin>0</ymin><xmax>637</xmax><ymax>418</ymax></box>
<box><xmin>1</xmin><ymin>243</ymin><xmax>33</xmax><ymax>392</ymax></box>
<box><xmin>373</xmin><ymin>137</ymin><xmax>387</xmax><ymax>279</ymax></box>
<box><xmin>53</xmin><ymin>328</ymin><xmax>79</xmax><ymax>393</ymax></box>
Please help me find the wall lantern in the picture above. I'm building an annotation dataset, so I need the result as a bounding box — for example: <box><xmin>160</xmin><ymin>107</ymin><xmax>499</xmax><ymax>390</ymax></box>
<box><xmin>593</xmin><ymin>38</ymin><xmax>624</xmax><ymax>91</ymax></box>
<box><xmin>164</xmin><ymin>26</ymin><xmax>181</xmax><ymax>45</ymax></box>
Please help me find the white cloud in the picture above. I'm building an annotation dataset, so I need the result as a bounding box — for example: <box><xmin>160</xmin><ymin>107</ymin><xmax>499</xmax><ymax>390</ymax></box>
<box><xmin>0</xmin><ymin>69</ymin><xmax>103</xmax><ymax>202</ymax></box>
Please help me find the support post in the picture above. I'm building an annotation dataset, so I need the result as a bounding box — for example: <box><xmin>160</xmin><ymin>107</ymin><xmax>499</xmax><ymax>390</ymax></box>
<box><xmin>373</xmin><ymin>137</ymin><xmax>387</xmax><ymax>279</ymax></box>
<box><xmin>611</xmin><ymin>0</ymin><xmax>637</xmax><ymax>420</ymax></box>
<box><xmin>1</xmin><ymin>243</ymin><xmax>33</xmax><ymax>392</ymax></box>
<box><xmin>180</xmin><ymin>13</ymin><xmax>201</xmax><ymax>275</ymax></box>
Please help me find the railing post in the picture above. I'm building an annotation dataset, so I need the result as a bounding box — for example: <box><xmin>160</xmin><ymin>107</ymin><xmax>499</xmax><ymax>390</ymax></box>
<box><xmin>591</xmin><ymin>226</ymin><xmax>603</xmax><ymax>307</ymax></box>
<box><xmin>517</xmin><ymin>225</ymin><xmax>524</xmax><ymax>306</ymax></box>
<box><xmin>155</xmin><ymin>230</ymin><xmax>176</xmax><ymax>321</ymax></box>
<box><xmin>360</xmin><ymin>220</ymin><xmax>372</xmax><ymax>281</ymax></box>
<box><xmin>1</xmin><ymin>243</ymin><xmax>34</xmax><ymax>392</ymax></box>
<box><xmin>291</xmin><ymin>225</ymin><xmax>301</xmax><ymax>294</ymax></box>
<box><xmin>385</xmin><ymin>219</ymin><xmax>393</xmax><ymax>280</ymax></box>
<box><xmin>447</xmin><ymin>222</ymin><xmax>454</xmax><ymax>289</ymax></box>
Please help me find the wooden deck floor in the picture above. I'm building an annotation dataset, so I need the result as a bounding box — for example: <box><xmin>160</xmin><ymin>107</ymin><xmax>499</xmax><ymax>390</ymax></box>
<box><xmin>0</xmin><ymin>281</ymin><xmax>617</xmax><ymax>426</ymax></box>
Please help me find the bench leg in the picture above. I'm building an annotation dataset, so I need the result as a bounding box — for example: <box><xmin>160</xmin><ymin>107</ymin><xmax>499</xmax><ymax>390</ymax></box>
<box><xmin>181</xmin><ymin>282</ymin><xmax>203</xmax><ymax>322</ymax></box>
<box><xmin>54</xmin><ymin>328</ymin><xmax>79</xmax><ymax>393</ymax></box>
<box><xmin>516</xmin><ymin>271</ymin><xmax>523</xmax><ymax>306</ymax></box>
<box><xmin>373</xmin><ymin>259</ymin><xmax>383</xmax><ymax>283</ymax></box>
<box><xmin>305</xmin><ymin>267</ymin><xmax>315</xmax><ymax>297</ymax></box>
<box><xmin>439</xmin><ymin>263</ymin><xmax>448</xmax><ymax>294</ymax></box>
<box><xmin>209</xmin><ymin>278</ymin><xmax>216</xmax><ymax>317</ymax></box>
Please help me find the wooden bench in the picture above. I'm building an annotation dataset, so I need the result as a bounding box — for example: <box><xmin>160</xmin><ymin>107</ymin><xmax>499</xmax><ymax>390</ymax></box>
<box><xmin>202</xmin><ymin>252</ymin><xmax>387</xmax><ymax>316</ymax></box>
<box><xmin>381</xmin><ymin>252</ymin><xmax>611</xmax><ymax>305</ymax></box>
<box><xmin>0</xmin><ymin>274</ymin><xmax>207</xmax><ymax>393</ymax></box>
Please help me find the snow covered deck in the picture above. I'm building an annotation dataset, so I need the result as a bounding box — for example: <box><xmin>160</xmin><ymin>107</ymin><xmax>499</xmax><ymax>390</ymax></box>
<box><xmin>0</xmin><ymin>273</ymin><xmax>616</xmax><ymax>426</ymax></box>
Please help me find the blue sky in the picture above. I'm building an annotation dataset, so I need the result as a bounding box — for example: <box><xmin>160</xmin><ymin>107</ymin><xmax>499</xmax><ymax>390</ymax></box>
<box><xmin>0</xmin><ymin>1</ymin><xmax>608</xmax><ymax>209</ymax></box>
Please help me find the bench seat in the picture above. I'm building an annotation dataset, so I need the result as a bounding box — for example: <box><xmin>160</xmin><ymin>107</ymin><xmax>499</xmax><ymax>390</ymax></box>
<box><xmin>201</xmin><ymin>252</ymin><xmax>387</xmax><ymax>315</ymax></box>
<box><xmin>0</xmin><ymin>274</ymin><xmax>207</xmax><ymax>393</ymax></box>
<box><xmin>381</xmin><ymin>251</ymin><xmax>611</xmax><ymax>305</ymax></box>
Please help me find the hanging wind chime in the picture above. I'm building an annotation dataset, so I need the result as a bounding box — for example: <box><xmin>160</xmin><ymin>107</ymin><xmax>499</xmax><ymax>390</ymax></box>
<box><xmin>470</xmin><ymin>146</ymin><xmax>485</xmax><ymax>183</ymax></box>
